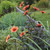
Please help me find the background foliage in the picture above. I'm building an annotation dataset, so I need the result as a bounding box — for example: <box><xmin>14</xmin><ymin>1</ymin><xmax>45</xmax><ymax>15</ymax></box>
<box><xmin>0</xmin><ymin>1</ymin><xmax>16</xmax><ymax>16</ymax></box>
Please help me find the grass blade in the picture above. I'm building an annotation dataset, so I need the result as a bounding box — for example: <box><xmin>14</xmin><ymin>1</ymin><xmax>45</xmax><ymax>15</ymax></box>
<box><xmin>26</xmin><ymin>37</ymin><xmax>42</xmax><ymax>50</ymax></box>
<box><xmin>25</xmin><ymin>42</ymin><xmax>37</xmax><ymax>50</ymax></box>
<box><xmin>33</xmin><ymin>36</ymin><xmax>50</xmax><ymax>46</ymax></box>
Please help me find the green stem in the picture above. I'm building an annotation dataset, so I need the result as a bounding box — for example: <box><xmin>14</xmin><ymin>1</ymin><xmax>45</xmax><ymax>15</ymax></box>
<box><xmin>15</xmin><ymin>39</ymin><xmax>17</xmax><ymax>50</ymax></box>
<box><xmin>47</xmin><ymin>21</ymin><xmax>49</xmax><ymax>32</ymax></box>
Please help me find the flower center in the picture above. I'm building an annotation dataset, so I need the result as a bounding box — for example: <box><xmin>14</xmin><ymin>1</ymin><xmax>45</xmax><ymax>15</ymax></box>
<box><xmin>13</xmin><ymin>28</ymin><xmax>16</xmax><ymax>31</ymax></box>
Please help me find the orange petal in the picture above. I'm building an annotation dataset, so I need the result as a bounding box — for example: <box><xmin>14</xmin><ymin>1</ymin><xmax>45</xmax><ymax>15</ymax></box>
<box><xmin>6</xmin><ymin>40</ymin><xmax>8</xmax><ymax>43</ymax></box>
<box><xmin>20</xmin><ymin>34</ymin><xmax>23</xmax><ymax>37</ymax></box>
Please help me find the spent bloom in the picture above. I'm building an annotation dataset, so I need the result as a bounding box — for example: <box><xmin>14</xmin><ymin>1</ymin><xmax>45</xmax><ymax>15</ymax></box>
<box><xmin>6</xmin><ymin>35</ymin><xmax>10</xmax><ymax>43</ymax></box>
<box><xmin>20</xmin><ymin>32</ymin><xmax>25</xmax><ymax>37</ymax></box>
<box><xmin>11</xmin><ymin>26</ymin><xmax>18</xmax><ymax>32</ymax></box>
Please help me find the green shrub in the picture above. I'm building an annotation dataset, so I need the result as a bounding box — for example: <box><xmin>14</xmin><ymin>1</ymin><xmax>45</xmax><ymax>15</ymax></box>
<box><xmin>0</xmin><ymin>12</ymin><xmax>28</xmax><ymax>29</ymax></box>
<box><xmin>1</xmin><ymin>1</ymin><xmax>16</xmax><ymax>10</ymax></box>
<box><xmin>0</xmin><ymin>21</ymin><xmax>7</xmax><ymax>30</ymax></box>
<box><xmin>0</xmin><ymin>0</ymin><xmax>17</xmax><ymax>3</ymax></box>
<box><xmin>0</xmin><ymin>1</ymin><xmax>16</xmax><ymax>16</ymax></box>
<box><xmin>5</xmin><ymin>0</ymin><xmax>23</xmax><ymax>6</ymax></box>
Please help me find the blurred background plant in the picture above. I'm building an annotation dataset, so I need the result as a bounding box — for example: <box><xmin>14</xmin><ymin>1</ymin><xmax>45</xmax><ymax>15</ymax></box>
<box><xmin>0</xmin><ymin>0</ymin><xmax>24</xmax><ymax>5</ymax></box>
<box><xmin>0</xmin><ymin>1</ymin><xmax>16</xmax><ymax>17</ymax></box>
